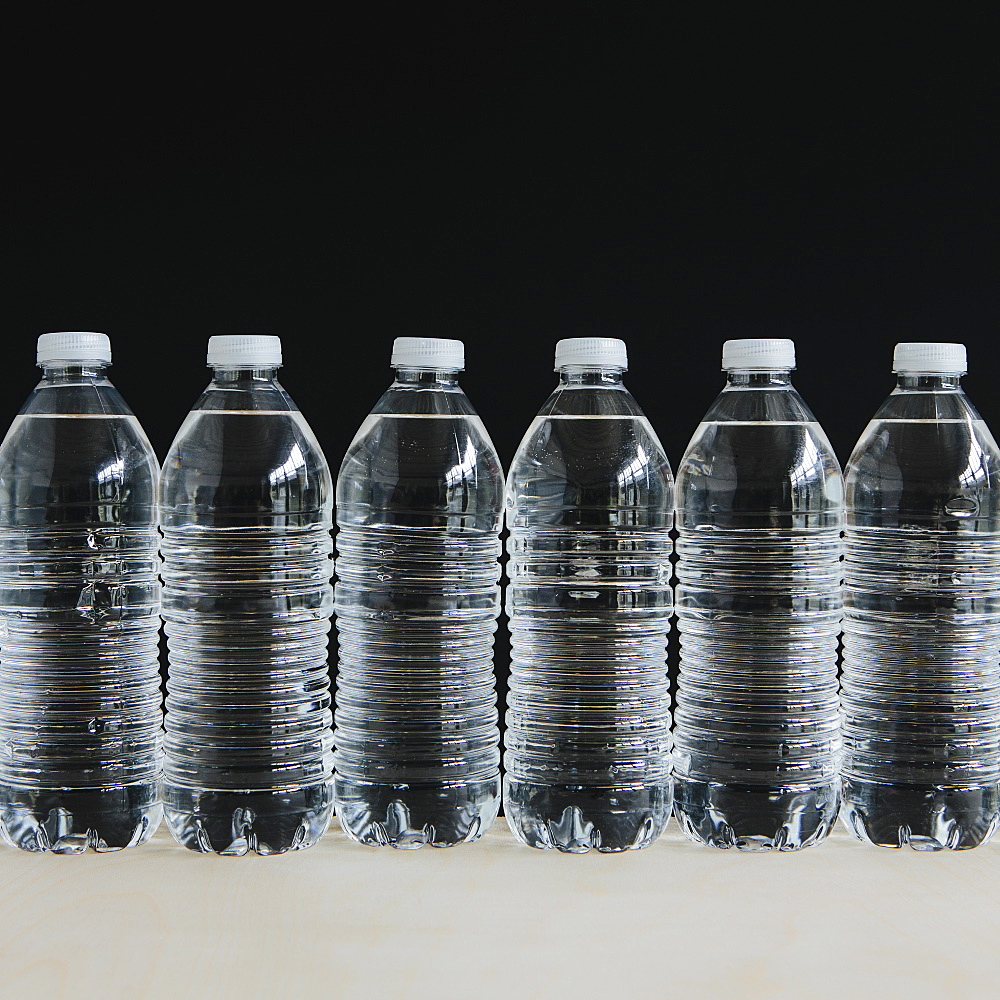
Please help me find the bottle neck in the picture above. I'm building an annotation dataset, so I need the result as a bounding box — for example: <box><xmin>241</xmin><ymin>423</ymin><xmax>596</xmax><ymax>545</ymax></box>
<box><xmin>210</xmin><ymin>366</ymin><xmax>281</xmax><ymax>385</ymax></box>
<box><xmin>725</xmin><ymin>369</ymin><xmax>793</xmax><ymax>388</ymax></box>
<box><xmin>557</xmin><ymin>367</ymin><xmax>626</xmax><ymax>387</ymax></box>
<box><xmin>40</xmin><ymin>362</ymin><xmax>110</xmax><ymax>382</ymax></box>
<box><xmin>895</xmin><ymin>373</ymin><xmax>963</xmax><ymax>390</ymax></box>
<box><xmin>392</xmin><ymin>367</ymin><xmax>461</xmax><ymax>387</ymax></box>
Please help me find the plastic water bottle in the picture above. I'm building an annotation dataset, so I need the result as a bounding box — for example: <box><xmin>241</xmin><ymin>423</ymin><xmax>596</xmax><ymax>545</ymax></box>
<box><xmin>504</xmin><ymin>338</ymin><xmax>673</xmax><ymax>852</ymax></box>
<box><xmin>334</xmin><ymin>337</ymin><xmax>503</xmax><ymax>848</ymax></box>
<box><xmin>672</xmin><ymin>339</ymin><xmax>844</xmax><ymax>850</ymax></box>
<box><xmin>0</xmin><ymin>332</ymin><xmax>162</xmax><ymax>853</ymax></box>
<box><xmin>160</xmin><ymin>335</ymin><xmax>334</xmax><ymax>855</ymax></box>
<box><xmin>841</xmin><ymin>342</ymin><xmax>1000</xmax><ymax>850</ymax></box>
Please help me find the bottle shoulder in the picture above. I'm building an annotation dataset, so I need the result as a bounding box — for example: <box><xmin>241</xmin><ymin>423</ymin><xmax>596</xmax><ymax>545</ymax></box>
<box><xmin>676</xmin><ymin>385</ymin><xmax>842</xmax><ymax>490</ymax></box>
<box><xmin>335</xmin><ymin>404</ymin><xmax>503</xmax><ymax>531</ymax></box>
<box><xmin>859</xmin><ymin>387</ymin><xmax>984</xmax><ymax>424</ymax></box>
<box><xmin>16</xmin><ymin>377</ymin><xmax>136</xmax><ymax>418</ymax></box>
<box><xmin>338</xmin><ymin>384</ymin><xmax>501</xmax><ymax>484</ymax></box>
<box><xmin>846</xmin><ymin>390</ymin><xmax>998</xmax><ymax>481</ymax></box>
<box><xmin>697</xmin><ymin>384</ymin><xmax>820</xmax><ymax>424</ymax></box>
<box><xmin>676</xmin><ymin>416</ymin><xmax>843</xmax><ymax>527</ymax></box>
<box><xmin>845</xmin><ymin>405</ymin><xmax>1000</xmax><ymax>528</ymax></box>
<box><xmin>160</xmin><ymin>408</ymin><xmax>332</xmax><ymax>524</ymax></box>
<box><xmin>505</xmin><ymin>402</ymin><xmax>673</xmax><ymax>530</ymax></box>
<box><xmin>535</xmin><ymin>384</ymin><xmax>647</xmax><ymax>419</ymax></box>
<box><xmin>509</xmin><ymin>411</ymin><xmax>671</xmax><ymax>483</ymax></box>
<box><xmin>370</xmin><ymin>383</ymin><xmax>480</xmax><ymax>417</ymax></box>
<box><xmin>0</xmin><ymin>412</ymin><xmax>158</xmax><ymax>524</ymax></box>
<box><xmin>187</xmin><ymin>379</ymin><xmax>298</xmax><ymax>413</ymax></box>
<box><xmin>162</xmin><ymin>408</ymin><xmax>330</xmax><ymax>478</ymax></box>
<box><xmin>339</xmin><ymin>411</ymin><xmax>501</xmax><ymax>474</ymax></box>
<box><xmin>678</xmin><ymin>418</ymin><xmax>841</xmax><ymax>482</ymax></box>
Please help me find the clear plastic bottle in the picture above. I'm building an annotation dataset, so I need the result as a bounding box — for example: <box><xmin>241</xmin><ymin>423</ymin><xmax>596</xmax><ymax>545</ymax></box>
<box><xmin>841</xmin><ymin>342</ymin><xmax>1000</xmax><ymax>850</ymax></box>
<box><xmin>334</xmin><ymin>337</ymin><xmax>503</xmax><ymax>848</ymax></box>
<box><xmin>160</xmin><ymin>335</ymin><xmax>334</xmax><ymax>855</ymax></box>
<box><xmin>673</xmin><ymin>339</ymin><xmax>844</xmax><ymax>851</ymax></box>
<box><xmin>504</xmin><ymin>338</ymin><xmax>673</xmax><ymax>852</ymax></box>
<box><xmin>0</xmin><ymin>332</ymin><xmax>162</xmax><ymax>853</ymax></box>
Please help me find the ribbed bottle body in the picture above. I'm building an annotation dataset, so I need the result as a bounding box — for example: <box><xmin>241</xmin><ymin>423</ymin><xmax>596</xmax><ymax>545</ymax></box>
<box><xmin>160</xmin><ymin>391</ymin><xmax>335</xmax><ymax>855</ymax></box>
<box><xmin>673</xmin><ymin>380</ymin><xmax>844</xmax><ymax>851</ymax></box>
<box><xmin>841</xmin><ymin>388</ymin><xmax>1000</xmax><ymax>850</ymax></box>
<box><xmin>504</xmin><ymin>379</ymin><xmax>674</xmax><ymax>852</ymax></box>
<box><xmin>0</xmin><ymin>375</ymin><xmax>162</xmax><ymax>853</ymax></box>
<box><xmin>334</xmin><ymin>379</ymin><xmax>503</xmax><ymax>848</ymax></box>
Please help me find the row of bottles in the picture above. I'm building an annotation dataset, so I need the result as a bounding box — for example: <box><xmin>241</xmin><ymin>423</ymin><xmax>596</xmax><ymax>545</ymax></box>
<box><xmin>0</xmin><ymin>332</ymin><xmax>996</xmax><ymax>856</ymax></box>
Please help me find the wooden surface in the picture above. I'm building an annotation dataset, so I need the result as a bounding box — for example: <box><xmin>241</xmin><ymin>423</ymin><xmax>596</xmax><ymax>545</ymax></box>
<box><xmin>1</xmin><ymin>819</ymin><xmax>998</xmax><ymax>999</ymax></box>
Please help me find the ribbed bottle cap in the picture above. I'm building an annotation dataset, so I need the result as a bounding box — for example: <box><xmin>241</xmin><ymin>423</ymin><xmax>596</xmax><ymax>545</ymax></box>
<box><xmin>207</xmin><ymin>335</ymin><xmax>282</xmax><ymax>367</ymax></box>
<box><xmin>722</xmin><ymin>338</ymin><xmax>796</xmax><ymax>370</ymax></box>
<box><xmin>554</xmin><ymin>338</ymin><xmax>628</xmax><ymax>370</ymax></box>
<box><xmin>36</xmin><ymin>331</ymin><xmax>112</xmax><ymax>365</ymax></box>
<box><xmin>390</xmin><ymin>337</ymin><xmax>465</xmax><ymax>370</ymax></box>
<box><xmin>893</xmin><ymin>342</ymin><xmax>967</xmax><ymax>375</ymax></box>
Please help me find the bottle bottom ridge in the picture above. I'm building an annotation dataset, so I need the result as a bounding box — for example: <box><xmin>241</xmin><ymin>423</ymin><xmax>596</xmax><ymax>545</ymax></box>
<box><xmin>161</xmin><ymin>781</ymin><xmax>334</xmax><ymax>856</ymax></box>
<box><xmin>672</xmin><ymin>776</ymin><xmax>840</xmax><ymax>851</ymax></box>
<box><xmin>334</xmin><ymin>774</ymin><xmax>500</xmax><ymax>848</ymax></box>
<box><xmin>841</xmin><ymin>776</ymin><xmax>1000</xmax><ymax>851</ymax></box>
<box><xmin>503</xmin><ymin>777</ymin><xmax>672</xmax><ymax>853</ymax></box>
<box><xmin>0</xmin><ymin>781</ymin><xmax>161</xmax><ymax>854</ymax></box>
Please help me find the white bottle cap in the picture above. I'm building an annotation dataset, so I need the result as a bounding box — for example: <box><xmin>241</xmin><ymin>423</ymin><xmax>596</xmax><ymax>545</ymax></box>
<box><xmin>722</xmin><ymin>338</ymin><xmax>796</xmax><ymax>371</ymax></box>
<box><xmin>390</xmin><ymin>337</ymin><xmax>465</xmax><ymax>370</ymax></box>
<box><xmin>36</xmin><ymin>331</ymin><xmax>112</xmax><ymax>365</ymax></box>
<box><xmin>554</xmin><ymin>338</ymin><xmax>628</xmax><ymax>370</ymax></box>
<box><xmin>893</xmin><ymin>342</ymin><xmax>967</xmax><ymax>375</ymax></box>
<box><xmin>207</xmin><ymin>335</ymin><xmax>282</xmax><ymax>367</ymax></box>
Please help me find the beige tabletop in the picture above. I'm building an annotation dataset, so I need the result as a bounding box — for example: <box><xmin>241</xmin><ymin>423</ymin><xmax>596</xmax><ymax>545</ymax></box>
<box><xmin>0</xmin><ymin>819</ymin><xmax>997</xmax><ymax>1000</ymax></box>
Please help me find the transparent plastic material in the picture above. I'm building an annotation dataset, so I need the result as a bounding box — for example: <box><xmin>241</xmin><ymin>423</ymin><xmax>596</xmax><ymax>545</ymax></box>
<box><xmin>334</xmin><ymin>365</ymin><xmax>503</xmax><ymax>848</ymax></box>
<box><xmin>841</xmin><ymin>371</ymin><xmax>1000</xmax><ymax>850</ymax></box>
<box><xmin>504</xmin><ymin>366</ymin><xmax>674</xmax><ymax>852</ymax></box>
<box><xmin>673</xmin><ymin>369</ymin><xmax>844</xmax><ymax>850</ymax></box>
<box><xmin>159</xmin><ymin>365</ymin><xmax>334</xmax><ymax>855</ymax></box>
<box><xmin>0</xmin><ymin>361</ymin><xmax>162</xmax><ymax>852</ymax></box>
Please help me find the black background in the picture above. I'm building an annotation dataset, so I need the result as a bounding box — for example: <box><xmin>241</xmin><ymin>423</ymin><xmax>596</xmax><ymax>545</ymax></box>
<box><xmin>6</xmin><ymin>13</ymin><xmax>998</xmax><ymax>703</ymax></box>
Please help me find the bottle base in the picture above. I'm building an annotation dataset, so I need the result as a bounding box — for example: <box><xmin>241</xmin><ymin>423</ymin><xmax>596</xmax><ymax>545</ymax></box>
<box><xmin>0</xmin><ymin>782</ymin><xmax>161</xmax><ymax>854</ymax></box>
<box><xmin>503</xmin><ymin>777</ymin><xmax>672</xmax><ymax>853</ymax></box>
<box><xmin>334</xmin><ymin>775</ymin><xmax>500</xmax><ymax>848</ymax></box>
<box><xmin>673</xmin><ymin>777</ymin><xmax>840</xmax><ymax>851</ymax></box>
<box><xmin>161</xmin><ymin>782</ymin><xmax>334</xmax><ymax>856</ymax></box>
<box><xmin>841</xmin><ymin>777</ymin><xmax>1000</xmax><ymax>851</ymax></box>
